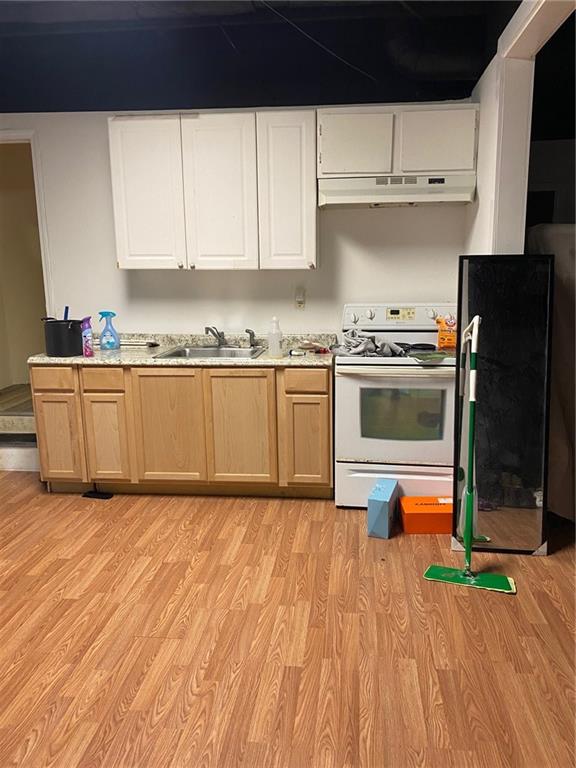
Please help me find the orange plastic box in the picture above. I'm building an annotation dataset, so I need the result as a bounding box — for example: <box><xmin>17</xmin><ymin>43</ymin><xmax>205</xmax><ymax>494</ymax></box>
<box><xmin>400</xmin><ymin>496</ymin><xmax>453</xmax><ymax>534</ymax></box>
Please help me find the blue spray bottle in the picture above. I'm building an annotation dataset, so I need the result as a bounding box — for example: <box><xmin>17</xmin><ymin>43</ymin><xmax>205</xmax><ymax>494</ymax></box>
<box><xmin>99</xmin><ymin>311</ymin><xmax>121</xmax><ymax>351</ymax></box>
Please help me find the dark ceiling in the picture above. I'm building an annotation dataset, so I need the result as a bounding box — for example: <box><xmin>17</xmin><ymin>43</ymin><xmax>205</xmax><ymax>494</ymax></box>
<box><xmin>0</xmin><ymin>1</ymin><xmax>521</xmax><ymax>112</ymax></box>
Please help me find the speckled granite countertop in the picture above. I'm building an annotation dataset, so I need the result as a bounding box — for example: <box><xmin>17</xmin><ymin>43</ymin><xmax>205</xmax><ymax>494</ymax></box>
<box><xmin>28</xmin><ymin>332</ymin><xmax>336</xmax><ymax>369</ymax></box>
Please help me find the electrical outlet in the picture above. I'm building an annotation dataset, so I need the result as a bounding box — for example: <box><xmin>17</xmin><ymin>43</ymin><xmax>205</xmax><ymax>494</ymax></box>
<box><xmin>295</xmin><ymin>286</ymin><xmax>306</xmax><ymax>310</ymax></box>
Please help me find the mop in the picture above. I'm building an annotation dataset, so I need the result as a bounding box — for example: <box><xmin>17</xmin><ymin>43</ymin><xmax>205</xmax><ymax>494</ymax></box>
<box><xmin>455</xmin><ymin>325</ymin><xmax>490</xmax><ymax>546</ymax></box>
<box><xmin>424</xmin><ymin>315</ymin><xmax>516</xmax><ymax>594</ymax></box>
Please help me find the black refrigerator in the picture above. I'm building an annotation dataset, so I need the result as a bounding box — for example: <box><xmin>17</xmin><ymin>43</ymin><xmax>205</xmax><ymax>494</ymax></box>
<box><xmin>454</xmin><ymin>254</ymin><xmax>554</xmax><ymax>555</ymax></box>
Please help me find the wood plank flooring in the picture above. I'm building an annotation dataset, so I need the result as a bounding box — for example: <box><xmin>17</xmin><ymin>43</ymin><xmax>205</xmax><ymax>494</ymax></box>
<box><xmin>0</xmin><ymin>471</ymin><xmax>573</xmax><ymax>767</ymax></box>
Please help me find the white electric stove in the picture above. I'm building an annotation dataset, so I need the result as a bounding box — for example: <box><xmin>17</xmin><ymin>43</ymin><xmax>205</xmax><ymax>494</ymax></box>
<box><xmin>334</xmin><ymin>302</ymin><xmax>457</xmax><ymax>507</ymax></box>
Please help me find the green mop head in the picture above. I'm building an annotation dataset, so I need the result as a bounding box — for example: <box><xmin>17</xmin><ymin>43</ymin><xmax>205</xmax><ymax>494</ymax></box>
<box><xmin>424</xmin><ymin>564</ymin><xmax>516</xmax><ymax>594</ymax></box>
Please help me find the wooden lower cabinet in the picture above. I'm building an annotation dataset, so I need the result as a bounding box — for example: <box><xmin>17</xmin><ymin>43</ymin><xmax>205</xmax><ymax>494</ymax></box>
<box><xmin>203</xmin><ymin>368</ymin><xmax>278</xmax><ymax>483</ymax></box>
<box><xmin>32</xmin><ymin>364</ymin><xmax>332</xmax><ymax>494</ymax></box>
<box><xmin>131</xmin><ymin>368</ymin><xmax>207</xmax><ymax>481</ymax></box>
<box><xmin>82</xmin><ymin>393</ymin><xmax>132</xmax><ymax>481</ymax></box>
<box><xmin>280</xmin><ymin>394</ymin><xmax>331</xmax><ymax>485</ymax></box>
<box><xmin>33</xmin><ymin>392</ymin><xmax>87</xmax><ymax>481</ymax></box>
<box><xmin>277</xmin><ymin>370</ymin><xmax>332</xmax><ymax>486</ymax></box>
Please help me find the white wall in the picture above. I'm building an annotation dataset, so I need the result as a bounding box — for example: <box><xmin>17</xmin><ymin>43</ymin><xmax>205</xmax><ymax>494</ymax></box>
<box><xmin>492</xmin><ymin>57</ymin><xmax>534</xmax><ymax>253</ymax></box>
<box><xmin>464</xmin><ymin>57</ymin><xmax>500</xmax><ymax>254</ymax></box>
<box><xmin>464</xmin><ymin>55</ymin><xmax>535</xmax><ymax>255</ymax></box>
<box><xmin>0</xmin><ymin>112</ymin><xmax>466</xmax><ymax>336</ymax></box>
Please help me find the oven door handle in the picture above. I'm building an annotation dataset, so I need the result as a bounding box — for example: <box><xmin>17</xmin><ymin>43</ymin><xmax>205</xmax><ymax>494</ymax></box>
<box><xmin>335</xmin><ymin>366</ymin><xmax>455</xmax><ymax>378</ymax></box>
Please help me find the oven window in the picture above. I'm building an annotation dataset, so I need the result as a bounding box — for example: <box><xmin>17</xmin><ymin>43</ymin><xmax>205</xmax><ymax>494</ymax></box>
<box><xmin>360</xmin><ymin>388</ymin><xmax>445</xmax><ymax>440</ymax></box>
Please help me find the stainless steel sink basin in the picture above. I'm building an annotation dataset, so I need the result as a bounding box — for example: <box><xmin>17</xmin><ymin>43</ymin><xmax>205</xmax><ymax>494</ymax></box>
<box><xmin>155</xmin><ymin>345</ymin><xmax>265</xmax><ymax>360</ymax></box>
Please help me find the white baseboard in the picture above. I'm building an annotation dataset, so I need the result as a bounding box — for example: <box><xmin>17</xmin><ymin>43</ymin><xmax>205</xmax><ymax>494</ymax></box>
<box><xmin>0</xmin><ymin>446</ymin><xmax>40</xmax><ymax>471</ymax></box>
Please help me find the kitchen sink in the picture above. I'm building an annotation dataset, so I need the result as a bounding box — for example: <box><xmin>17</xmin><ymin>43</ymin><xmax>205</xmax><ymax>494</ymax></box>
<box><xmin>155</xmin><ymin>345</ymin><xmax>265</xmax><ymax>360</ymax></box>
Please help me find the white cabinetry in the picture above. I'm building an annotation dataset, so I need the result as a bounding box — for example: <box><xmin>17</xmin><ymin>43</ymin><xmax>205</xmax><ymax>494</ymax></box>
<box><xmin>399</xmin><ymin>109</ymin><xmax>477</xmax><ymax>172</ymax></box>
<box><xmin>316</xmin><ymin>104</ymin><xmax>478</xmax><ymax>179</ymax></box>
<box><xmin>109</xmin><ymin>110</ymin><xmax>318</xmax><ymax>270</ymax></box>
<box><xmin>257</xmin><ymin>110</ymin><xmax>317</xmax><ymax>269</ymax></box>
<box><xmin>181</xmin><ymin>113</ymin><xmax>259</xmax><ymax>270</ymax></box>
<box><xmin>108</xmin><ymin>116</ymin><xmax>187</xmax><ymax>269</ymax></box>
<box><xmin>317</xmin><ymin>109</ymin><xmax>394</xmax><ymax>177</ymax></box>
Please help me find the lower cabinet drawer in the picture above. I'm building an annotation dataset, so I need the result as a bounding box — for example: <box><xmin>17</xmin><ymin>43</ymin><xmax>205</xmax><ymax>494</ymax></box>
<box><xmin>284</xmin><ymin>368</ymin><xmax>329</xmax><ymax>394</ymax></box>
<box><xmin>30</xmin><ymin>366</ymin><xmax>76</xmax><ymax>392</ymax></box>
<box><xmin>81</xmin><ymin>367</ymin><xmax>125</xmax><ymax>392</ymax></box>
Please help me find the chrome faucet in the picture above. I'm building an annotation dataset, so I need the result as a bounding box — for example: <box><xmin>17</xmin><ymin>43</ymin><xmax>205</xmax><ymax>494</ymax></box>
<box><xmin>245</xmin><ymin>328</ymin><xmax>256</xmax><ymax>348</ymax></box>
<box><xmin>205</xmin><ymin>326</ymin><xmax>226</xmax><ymax>346</ymax></box>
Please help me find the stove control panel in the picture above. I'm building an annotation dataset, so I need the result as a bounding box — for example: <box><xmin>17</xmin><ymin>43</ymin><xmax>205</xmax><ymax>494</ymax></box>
<box><xmin>342</xmin><ymin>302</ymin><xmax>457</xmax><ymax>330</ymax></box>
<box><xmin>386</xmin><ymin>307</ymin><xmax>415</xmax><ymax>321</ymax></box>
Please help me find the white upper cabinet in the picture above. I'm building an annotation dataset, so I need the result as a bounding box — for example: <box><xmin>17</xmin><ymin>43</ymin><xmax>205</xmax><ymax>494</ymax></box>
<box><xmin>257</xmin><ymin>110</ymin><xmax>317</xmax><ymax>270</ymax></box>
<box><xmin>399</xmin><ymin>108</ymin><xmax>477</xmax><ymax>173</ymax></box>
<box><xmin>108</xmin><ymin>116</ymin><xmax>187</xmax><ymax>269</ymax></box>
<box><xmin>108</xmin><ymin>104</ymin><xmax>477</xmax><ymax>271</ymax></box>
<box><xmin>317</xmin><ymin>109</ymin><xmax>394</xmax><ymax>177</ymax></box>
<box><xmin>316</xmin><ymin>104</ymin><xmax>478</xmax><ymax>180</ymax></box>
<box><xmin>181</xmin><ymin>113</ymin><xmax>259</xmax><ymax>270</ymax></box>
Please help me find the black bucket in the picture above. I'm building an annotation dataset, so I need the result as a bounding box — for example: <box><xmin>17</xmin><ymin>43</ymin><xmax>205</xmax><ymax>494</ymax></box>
<box><xmin>43</xmin><ymin>318</ymin><xmax>83</xmax><ymax>357</ymax></box>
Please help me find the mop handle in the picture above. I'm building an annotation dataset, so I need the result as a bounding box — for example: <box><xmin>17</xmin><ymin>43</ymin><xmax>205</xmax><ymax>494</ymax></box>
<box><xmin>457</xmin><ymin>316</ymin><xmax>481</xmax><ymax>481</ymax></box>
<box><xmin>462</xmin><ymin>315</ymin><xmax>481</xmax><ymax>354</ymax></box>
<box><xmin>461</xmin><ymin>315</ymin><xmax>481</xmax><ymax>573</ymax></box>
<box><xmin>462</xmin><ymin>315</ymin><xmax>481</xmax><ymax>410</ymax></box>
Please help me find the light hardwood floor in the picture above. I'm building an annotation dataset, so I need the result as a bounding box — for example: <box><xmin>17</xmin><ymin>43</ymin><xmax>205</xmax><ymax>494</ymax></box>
<box><xmin>0</xmin><ymin>471</ymin><xmax>573</xmax><ymax>767</ymax></box>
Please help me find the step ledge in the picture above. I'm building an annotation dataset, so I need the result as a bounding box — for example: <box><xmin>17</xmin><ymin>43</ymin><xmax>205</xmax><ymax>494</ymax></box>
<box><xmin>0</xmin><ymin>446</ymin><xmax>40</xmax><ymax>472</ymax></box>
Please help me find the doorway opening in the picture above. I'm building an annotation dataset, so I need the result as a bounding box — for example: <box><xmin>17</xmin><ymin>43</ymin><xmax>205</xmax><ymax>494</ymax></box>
<box><xmin>0</xmin><ymin>142</ymin><xmax>47</xmax><ymax>443</ymax></box>
<box><xmin>525</xmin><ymin>11</ymin><xmax>575</xmax><ymax>525</ymax></box>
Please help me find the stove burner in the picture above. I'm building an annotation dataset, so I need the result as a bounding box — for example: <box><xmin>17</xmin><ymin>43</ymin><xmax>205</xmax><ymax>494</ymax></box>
<box><xmin>395</xmin><ymin>342</ymin><xmax>437</xmax><ymax>353</ymax></box>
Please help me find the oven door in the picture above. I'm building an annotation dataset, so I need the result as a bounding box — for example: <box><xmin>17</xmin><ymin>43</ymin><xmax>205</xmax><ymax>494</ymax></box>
<box><xmin>335</xmin><ymin>365</ymin><xmax>455</xmax><ymax>466</ymax></box>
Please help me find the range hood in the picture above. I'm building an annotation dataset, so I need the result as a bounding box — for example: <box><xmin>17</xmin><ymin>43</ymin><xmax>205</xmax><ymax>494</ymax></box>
<box><xmin>318</xmin><ymin>173</ymin><xmax>476</xmax><ymax>207</ymax></box>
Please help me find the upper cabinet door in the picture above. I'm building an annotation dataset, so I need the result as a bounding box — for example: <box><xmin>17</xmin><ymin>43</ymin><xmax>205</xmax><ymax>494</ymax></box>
<box><xmin>181</xmin><ymin>113</ymin><xmax>259</xmax><ymax>270</ymax></box>
<box><xmin>257</xmin><ymin>111</ymin><xmax>317</xmax><ymax>270</ymax></box>
<box><xmin>108</xmin><ymin>116</ymin><xmax>187</xmax><ymax>269</ymax></box>
<box><xmin>317</xmin><ymin>109</ymin><xmax>394</xmax><ymax>177</ymax></box>
<box><xmin>399</xmin><ymin>109</ymin><xmax>477</xmax><ymax>173</ymax></box>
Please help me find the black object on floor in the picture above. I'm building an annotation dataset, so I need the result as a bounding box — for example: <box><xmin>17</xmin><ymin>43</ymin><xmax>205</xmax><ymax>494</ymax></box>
<box><xmin>82</xmin><ymin>490</ymin><xmax>114</xmax><ymax>500</ymax></box>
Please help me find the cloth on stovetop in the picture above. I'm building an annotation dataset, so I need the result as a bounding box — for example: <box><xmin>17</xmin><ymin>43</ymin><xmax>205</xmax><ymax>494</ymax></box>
<box><xmin>330</xmin><ymin>329</ymin><xmax>407</xmax><ymax>357</ymax></box>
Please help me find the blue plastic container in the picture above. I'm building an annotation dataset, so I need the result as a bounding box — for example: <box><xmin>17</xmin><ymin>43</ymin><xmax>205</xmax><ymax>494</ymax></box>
<box><xmin>367</xmin><ymin>479</ymin><xmax>399</xmax><ymax>539</ymax></box>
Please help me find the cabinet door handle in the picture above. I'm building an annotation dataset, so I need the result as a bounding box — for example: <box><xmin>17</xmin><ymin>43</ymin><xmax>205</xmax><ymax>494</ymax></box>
<box><xmin>189</xmin><ymin>264</ymin><xmax>195</xmax><ymax>269</ymax></box>
<box><xmin>308</xmin><ymin>262</ymin><xmax>316</xmax><ymax>269</ymax></box>
<box><xmin>177</xmin><ymin>262</ymin><xmax>184</xmax><ymax>269</ymax></box>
